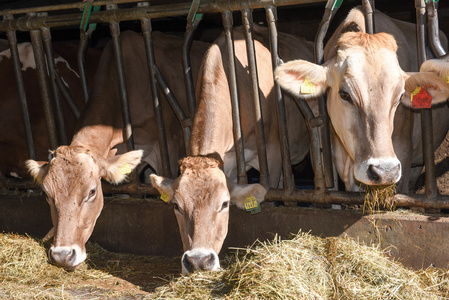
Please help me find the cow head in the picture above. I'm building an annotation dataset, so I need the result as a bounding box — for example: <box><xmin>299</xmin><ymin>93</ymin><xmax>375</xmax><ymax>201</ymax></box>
<box><xmin>275</xmin><ymin>31</ymin><xmax>449</xmax><ymax>189</ymax></box>
<box><xmin>150</xmin><ymin>155</ymin><xmax>266</xmax><ymax>274</ymax></box>
<box><xmin>26</xmin><ymin>145</ymin><xmax>142</xmax><ymax>269</ymax></box>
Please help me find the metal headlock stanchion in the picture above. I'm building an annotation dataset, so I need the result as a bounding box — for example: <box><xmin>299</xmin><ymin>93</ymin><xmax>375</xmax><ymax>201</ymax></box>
<box><xmin>416</xmin><ymin>0</ymin><xmax>438</xmax><ymax>202</ymax></box>
<box><xmin>426</xmin><ymin>0</ymin><xmax>446</xmax><ymax>57</ymax></box>
<box><xmin>4</xmin><ymin>14</ymin><xmax>36</xmax><ymax>160</ymax></box>
<box><xmin>242</xmin><ymin>7</ymin><xmax>270</xmax><ymax>188</ymax></box>
<box><xmin>140</xmin><ymin>3</ymin><xmax>172</xmax><ymax>179</ymax></box>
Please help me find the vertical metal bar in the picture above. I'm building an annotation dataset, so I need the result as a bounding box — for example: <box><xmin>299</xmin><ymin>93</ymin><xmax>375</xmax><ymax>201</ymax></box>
<box><xmin>30</xmin><ymin>24</ymin><xmax>58</xmax><ymax>150</ymax></box>
<box><xmin>54</xmin><ymin>71</ymin><xmax>81</xmax><ymax>119</ymax></box>
<box><xmin>314</xmin><ymin>0</ymin><xmax>339</xmax><ymax>189</ymax></box>
<box><xmin>141</xmin><ymin>17</ymin><xmax>172</xmax><ymax>178</ymax></box>
<box><xmin>265</xmin><ymin>6</ymin><xmax>295</xmax><ymax>192</ymax></box>
<box><xmin>5</xmin><ymin>24</ymin><xmax>36</xmax><ymax>159</ymax></box>
<box><xmin>222</xmin><ymin>11</ymin><xmax>247</xmax><ymax>184</ymax></box>
<box><xmin>416</xmin><ymin>0</ymin><xmax>437</xmax><ymax>201</ymax></box>
<box><xmin>41</xmin><ymin>26</ymin><xmax>67</xmax><ymax>145</ymax></box>
<box><xmin>362</xmin><ymin>0</ymin><xmax>375</xmax><ymax>34</ymax></box>
<box><xmin>426</xmin><ymin>0</ymin><xmax>447</xmax><ymax>57</ymax></box>
<box><xmin>294</xmin><ymin>98</ymin><xmax>326</xmax><ymax>193</ymax></box>
<box><xmin>109</xmin><ymin>21</ymin><xmax>134</xmax><ymax>151</ymax></box>
<box><xmin>78</xmin><ymin>30</ymin><xmax>90</xmax><ymax>103</ymax></box>
<box><xmin>241</xmin><ymin>8</ymin><xmax>270</xmax><ymax>188</ymax></box>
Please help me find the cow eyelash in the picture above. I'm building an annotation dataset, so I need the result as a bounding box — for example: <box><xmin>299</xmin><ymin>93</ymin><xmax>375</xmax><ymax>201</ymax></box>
<box><xmin>86</xmin><ymin>188</ymin><xmax>96</xmax><ymax>201</ymax></box>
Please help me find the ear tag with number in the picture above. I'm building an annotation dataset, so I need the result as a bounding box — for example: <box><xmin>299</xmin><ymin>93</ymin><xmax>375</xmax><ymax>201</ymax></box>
<box><xmin>119</xmin><ymin>163</ymin><xmax>131</xmax><ymax>175</ymax></box>
<box><xmin>300</xmin><ymin>77</ymin><xmax>316</xmax><ymax>94</ymax></box>
<box><xmin>160</xmin><ymin>192</ymin><xmax>169</xmax><ymax>203</ymax></box>
<box><xmin>411</xmin><ymin>86</ymin><xmax>432</xmax><ymax>108</ymax></box>
<box><xmin>244</xmin><ymin>196</ymin><xmax>261</xmax><ymax>215</ymax></box>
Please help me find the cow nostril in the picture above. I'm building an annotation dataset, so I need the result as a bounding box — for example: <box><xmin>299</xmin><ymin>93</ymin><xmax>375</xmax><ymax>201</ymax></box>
<box><xmin>67</xmin><ymin>249</ymin><xmax>77</xmax><ymax>265</ymax></box>
<box><xmin>200</xmin><ymin>254</ymin><xmax>216</xmax><ymax>270</ymax></box>
<box><xmin>183</xmin><ymin>255</ymin><xmax>195</xmax><ymax>273</ymax></box>
<box><xmin>367</xmin><ymin>165</ymin><xmax>380</xmax><ymax>182</ymax></box>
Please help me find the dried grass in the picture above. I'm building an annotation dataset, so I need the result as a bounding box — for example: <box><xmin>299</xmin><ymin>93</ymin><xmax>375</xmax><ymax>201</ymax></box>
<box><xmin>363</xmin><ymin>184</ymin><xmax>396</xmax><ymax>214</ymax></box>
<box><xmin>149</xmin><ymin>232</ymin><xmax>449</xmax><ymax>300</ymax></box>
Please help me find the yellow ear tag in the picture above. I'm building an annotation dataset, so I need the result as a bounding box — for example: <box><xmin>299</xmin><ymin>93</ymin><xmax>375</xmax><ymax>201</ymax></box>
<box><xmin>410</xmin><ymin>86</ymin><xmax>421</xmax><ymax>102</ymax></box>
<box><xmin>244</xmin><ymin>196</ymin><xmax>261</xmax><ymax>214</ymax></box>
<box><xmin>119</xmin><ymin>163</ymin><xmax>131</xmax><ymax>175</ymax></box>
<box><xmin>300</xmin><ymin>77</ymin><xmax>316</xmax><ymax>94</ymax></box>
<box><xmin>160</xmin><ymin>192</ymin><xmax>169</xmax><ymax>203</ymax></box>
<box><xmin>445</xmin><ymin>76</ymin><xmax>449</xmax><ymax>83</ymax></box>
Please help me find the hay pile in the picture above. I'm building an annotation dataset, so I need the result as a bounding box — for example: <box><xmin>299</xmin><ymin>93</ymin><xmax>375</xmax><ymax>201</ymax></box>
<box><xmin>150</xmin><ymin>232</ymin><xmax>449</xmax><ymax>300</ymax></box>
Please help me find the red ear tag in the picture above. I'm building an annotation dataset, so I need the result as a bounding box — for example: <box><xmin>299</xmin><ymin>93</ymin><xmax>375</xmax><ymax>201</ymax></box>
<box><xmin>411</xmin><ymin>86</ymin><xmax>432</xmax><ymax>108</ymax></box>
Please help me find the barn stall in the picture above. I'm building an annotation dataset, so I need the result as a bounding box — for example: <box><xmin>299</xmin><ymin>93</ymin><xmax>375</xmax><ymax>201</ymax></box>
<box><xmin>0</xmin><ymin>0</ymin><xmax>449</xmax><ymax>295</ymax></box>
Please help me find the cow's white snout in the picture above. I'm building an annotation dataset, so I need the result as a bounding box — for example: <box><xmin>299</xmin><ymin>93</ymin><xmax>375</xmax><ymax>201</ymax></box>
<box><xmin>181</xmin><ymin>248</ymin><xmax>220</xmax><ymax>274</ymax></box>
<box><xmin>357</xmin><ymin>158</ymin><xmax>401</xmax><ymax>186</ymax></box>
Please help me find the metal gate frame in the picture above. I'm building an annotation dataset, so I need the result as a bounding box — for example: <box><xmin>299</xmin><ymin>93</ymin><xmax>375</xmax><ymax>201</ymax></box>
<box><xmin>1</xmin><ymin>0</ymin><xmax>449</xmax><ymax>210</ymax></box>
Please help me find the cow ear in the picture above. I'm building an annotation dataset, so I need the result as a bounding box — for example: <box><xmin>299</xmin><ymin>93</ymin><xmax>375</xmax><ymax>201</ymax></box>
<box><xmin>401</xmin><ymin>72</ymin><xmax>449</xmax><ymax>107</ymax></box>
<box><xmin>102</xmin><ymin>150</ymin><xmax>143</xmax><ymax>184</ymax></box>
<box><xmin>25</xmin><ymin>160</ymin><xmax>49</xmax><ymax>184</ymax></box>
<box><xmin>275</xmin><ymin>60</ymin><xmax>328</xmax><ymax>99</ymax></box>
<box><xmin>227</xmin><ymin>179</ymin><xmax>266</xmax><ymax>210</ymax></box>
<box><xmin>420</xmin><ymin>57</ymin><xmax>449</xmax><ymax>80</ymax></box>
<box><xmin>150</xmin><ymin>174</ymin><xmax>175</xmax><ymax>203</ymax></box>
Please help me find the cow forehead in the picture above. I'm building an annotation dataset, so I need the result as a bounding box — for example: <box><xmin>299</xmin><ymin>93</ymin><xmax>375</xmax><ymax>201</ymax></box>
<box><xmin>176</xmin><ymin>167</ymin><xmax>229</xmax><ymax>206</ymax></box>
<box><xmin>43</xmin><ymin>151</ymin><xmax>99</xmax><ymax>197</ymax></box>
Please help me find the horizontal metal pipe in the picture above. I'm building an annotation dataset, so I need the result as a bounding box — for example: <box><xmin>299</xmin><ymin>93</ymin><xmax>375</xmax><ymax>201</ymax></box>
<box><xmin>0</xmin><ymin>0</ymin><xmax>325</xmax><ymax>32</ymax></box>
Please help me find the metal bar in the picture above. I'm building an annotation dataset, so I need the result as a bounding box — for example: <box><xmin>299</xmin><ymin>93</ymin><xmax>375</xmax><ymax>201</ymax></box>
<box><xmin>78</xmin><ymin>30</ymin><xmax>90</xmax><ymax>103</ymax></box>
<box><xmin>141</xmin><ymin>17</ymin><xmax>172</xmax><ymax>178</ymax></box>
<box><xmin>182</xmin><ymin>14</ymin><xmax>201</xmax><ymax>124</ymax></box>
<box><xmin>222</xmin><ymin>11</ymin><xmax>247</xmax><ymax>184</ymax></box>
<box><xmin>294</xmin><ymin>98</ymin><xmax>327</xmax><ymax>193</ymax></box>
<box><xmin>415</xmin><ymin>0</ymin><xmax>437</xmax><ymax>201</ymax></box>
<box><xmin>5</xmin><ymin>24</ymin><xmax>36</xmax><ymax>160</ymax></box>
<box><xmin>314</xmin><ymin>0</ymin><xmax>339</xmax><ymax>189</ymax></box>
<box><xmin>54</xmin><ymin>69</ymin><xmax>81</xmax><ymax>119</ymax></box>
<box><xmin>361</xmin><ymin>0</ymin><xmax>374</xmax><ymax>34</ymax></box>
<box><xmin>241</xmin><ymin>8</ymin><xmax>270</xmax><ymax>188</ymax></box>
<box><xmin>109</xmin><ymin>20</ymin><xmax>134</xmax><ymax>151</ymax></box>
<box><xmin>30</xmin><ymin>26</ymin><xmax>58</xmax><ymax>150</ymax></box>
<box><xmin>426</xmin><ymin>1</ymin><xmax>447</xmax><ymax>57</ymax></box>
<box><xmin>41</xmin><ymin>26</ymin><xmax>67</xmax><ymax>145</ymax></box>
<box><xmin>154</xmin><ymin>64</ymin><xmax>191</xmax><ymax>155</ymax></box>
<box><xmin>0</xmin><ymin>0</ymin><xmax>327</xmax><ymax>32</ymax></box>
<box><xmin>265</xmin><ymin>6</ymin><xmax>295</xmax><ymax>191</ymax></box>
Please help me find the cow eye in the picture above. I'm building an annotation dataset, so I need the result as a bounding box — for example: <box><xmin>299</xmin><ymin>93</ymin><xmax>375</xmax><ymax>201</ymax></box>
<box><xmin>220</xmin><ymin>201</ymin><xmax>230</xmax><ymax>211</ymax></box>
<box><xmin>87</xmin><ymin>188</ymin><xmax>96</xmax><ymax>200</ymax></box>
<box><xmin>339</xmin><ymin>90</ymin><xmax>352</xmax><ymax>102</ymax></box>
<box><xmin>173</xmin><ymin>203</ymin><xmax>180</xmax><ymax>212</ymax></box>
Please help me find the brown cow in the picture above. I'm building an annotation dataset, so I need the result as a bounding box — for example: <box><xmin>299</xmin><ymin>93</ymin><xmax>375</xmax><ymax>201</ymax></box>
<box><xmin>151</xmin><ymin>25</ymin><xmax>314</xmax><ymax>274</ymax></box>
<box><xmin>275</xmin><ymin>7</ymin><xmax>449</xmax><ymax>192</ymax></box>
<box><xmin>151</xmin><ymin>8</ymin><xmax>449</xmax><ymax>274</ymax></box>
<box><xmin>0</xmin><ymin>41</ymin><xmax>100</xmax><ymax>178</ymax></box>
<box><xmin>26</xmin><ymin>30</ymin><xmax>210</xmax><ymax>269</ymax></box>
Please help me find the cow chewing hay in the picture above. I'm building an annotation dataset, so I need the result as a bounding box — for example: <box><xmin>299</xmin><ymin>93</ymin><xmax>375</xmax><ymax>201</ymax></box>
<box><xmin>363</xmin><ymin>184</ymin><xmax>397</xmax><ymax>214</ymax></box>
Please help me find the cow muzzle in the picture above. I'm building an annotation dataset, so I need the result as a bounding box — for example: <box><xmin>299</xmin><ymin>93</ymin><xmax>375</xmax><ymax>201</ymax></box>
<box><xmin>357</xmin><ymin>158</ymin><xmax>402</xmax><ymax>186</ymax></box>
<box><xmin>181</xmin><ymin>248</ymin><xmax>220</xmax><ymax>274</ymax></box>
<box><xmin>48</xmin><ymin>245</ymin><xmax>86</xmax><ymax>270</ymax></box>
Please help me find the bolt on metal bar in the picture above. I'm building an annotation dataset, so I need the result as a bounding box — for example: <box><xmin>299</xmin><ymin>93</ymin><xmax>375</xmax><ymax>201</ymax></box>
<box><xmin>222</xmin><ymin>11</ymin><xmax>247</xmax><ymax>184</ymax></box>
<box><xmin>154</xmin><ymin>64</ymin><xmax>191</xmax><ymax>155</ymax></box>
<box><xmin>109</xmin><ymin>20</ymin><xmax>135</xmax><ymax>151</ymax></box>
<box><xmin>426</xmin><ymin>0</ymin><xmax>447</xmax><ymax>57</ymax></box>
<box><xmin>241</xmin><ymin>8</ymin><xmax>270</xmax><ymax>188</ymax></box>
<box><xmin>415</xmin><ymin>0</ymin><xmax>437</xmax><ymax>201</ymax></box>
<box><xmin>266</xmin><ymin>6</ymin><xmax>295</xmax><ymax>192</ymax></box>
<box><xmin>41</xmin><ymin>26</ymin><xmax>68</xmax><ymax>145</ymax></box>
<box><xmin>314</xmin><ymin>0</ymin><xmax>340</xmax><ymax>189</ymax></box>
<box><xmin>361</xmin><ymin>0</ymin><xmax>375</xmax><ymax>34</ymax></box>
<box><xmin>30</xmin><ymin>26</ymin><xmax>58</xmax><ymax>150</ymax></box>
<box><xmin>78</xmin><ymin>30</ymin><xmax>90</xmax><ymax>103</ymax></box>
<box><xmin>5</xmin><ymin>24</ymin><xmax>36</xmax><ymax>160</ymax></box>
<box><xmin>141</xmin><ymin>17</ymin><xmax>172</xmax><ymax>178</ymax></box>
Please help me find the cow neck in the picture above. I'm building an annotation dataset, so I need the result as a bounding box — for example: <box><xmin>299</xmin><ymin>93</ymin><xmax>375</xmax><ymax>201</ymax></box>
<box><xmin>188</xmin><ymin>97</ymin><xmax>231</xmax><ymax>159</ymax></box>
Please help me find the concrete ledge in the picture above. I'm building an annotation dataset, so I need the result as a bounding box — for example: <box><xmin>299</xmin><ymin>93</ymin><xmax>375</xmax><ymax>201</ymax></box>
<box><xmin>1</xmin><ymin>192</ymin><xmax>448</xmax><ymax>270</ymax></box>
